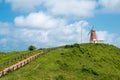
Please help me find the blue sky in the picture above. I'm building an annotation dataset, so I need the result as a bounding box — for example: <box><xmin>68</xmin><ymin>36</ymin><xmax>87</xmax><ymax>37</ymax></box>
<box><xmin>0</xmin><ymin>0</ymin><xmax>120</xmax><ymax>52</ymax></box>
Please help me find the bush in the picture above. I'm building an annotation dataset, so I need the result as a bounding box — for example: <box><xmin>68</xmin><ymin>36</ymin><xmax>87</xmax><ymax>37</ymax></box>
<box><xmin>55</xmin><ymin>75</ymin><xmax>65</xmax><ymax>80</ymax></box>
<box><xmin>73</xmin><ymin>43</ymin><xmax>80</xmax><ymax>48</ymax></box>
<box><xmin>28</xmin><ymin>45</ymin><xmax>36</xmax><ymax>51</ymax></box>
<box><xmin>82</xmin><ymin>66</ymin><xmax>99</xmax><ymax>76</ymax></box>
<box><xmin>56</xmin><ymin>60</ymin><xmax>69</xmax><ymax>70</ymax></box>
<box><xmin>82</xmin><ymin>66</ymin><xmax>91</xmax><ymax>73</ymax></box>
<box><xmin>64</xmin><ymin>45</ymin><xmax>73</xmax><ymax>48</ymax></box>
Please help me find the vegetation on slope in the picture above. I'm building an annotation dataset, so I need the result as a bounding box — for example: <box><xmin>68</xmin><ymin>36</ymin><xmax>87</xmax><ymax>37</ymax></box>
<box><xmin>0</xmin><ymin>43</ymin><xmax>120</xmax><ymax>80</ymax></box>
<box><xmin>0</xmin><ymin>50</ymin><xmax>40</xmax><ymax>71</ymax></box>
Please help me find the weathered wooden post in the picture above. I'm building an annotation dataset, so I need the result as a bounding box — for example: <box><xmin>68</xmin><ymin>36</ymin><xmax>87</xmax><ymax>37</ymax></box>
<box><xmin>3</xmin><ymin>68</ymin><xmax>9</xmax><ymax>75</ymax></box>
<box><xmin>0</xmin><ymin>71</ymin><xmax>3</xmax><ymax>77</ymax></box>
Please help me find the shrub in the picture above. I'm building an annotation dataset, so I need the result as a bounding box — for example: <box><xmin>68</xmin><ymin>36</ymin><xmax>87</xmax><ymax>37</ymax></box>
<box><xmin>64</xmin><ymin>45</ymin><xmax>73</xmax><ymax>48</ymax></box>
<box><xmin>60</xmin><ymin>53</ymin><xmax>64</xmax><ymax>56</ymax></box>
<box><xmin>82</xmin><ymin>66</ymin><xmax>91</xmax><ymax>73</ymax></box>
<box><xmin>56</xmin><ymin>60</ymin><xmax>69</xmax><ymax>70</ymax></box>
<box><xmin>55</xmin><ymin>75</ymin><xmax>65</xmax><ymax>80</ymax></box>
<box><xmin>82</xmin><ymin>66</ymin><xmax>99</xmax><ymax>76</ymax></box>
<box><xmin>73</xmin><ymin>43</ymin><xmax>80</xmax><ymax>48</ymax></box>
<box><xmin>28</xmin><ymin>45</ymin><xmax>36</xmax><ymax>51</ymax></box>
<box><xmin>91</xmin><ymin>70</ymin><xmax>99</xmax><ymax>76</ymax></box>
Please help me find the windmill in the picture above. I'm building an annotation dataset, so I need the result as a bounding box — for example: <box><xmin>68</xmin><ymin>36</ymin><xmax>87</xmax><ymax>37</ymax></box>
<box><xmin>80</xmin><ymin>25</ymin><xmax>82</xmax><ymax>43</ymax></box>
<box><xmin>88</xmin><ymin>26</ymin><xmax>97</xmax><ymax>43</ymax></box>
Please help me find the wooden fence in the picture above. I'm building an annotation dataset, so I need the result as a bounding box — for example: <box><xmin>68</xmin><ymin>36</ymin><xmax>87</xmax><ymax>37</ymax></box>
<box><xmin>0</xmin><ymin>52</ymin><xmax>43</xmax><ymax>77</ymax></box>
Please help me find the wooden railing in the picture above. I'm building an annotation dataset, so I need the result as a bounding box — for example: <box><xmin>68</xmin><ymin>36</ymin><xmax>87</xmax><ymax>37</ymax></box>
<box><xmin>0</xmin><ymin>52</ymin><xmax>43</xmax><ymax>77</ymax></box>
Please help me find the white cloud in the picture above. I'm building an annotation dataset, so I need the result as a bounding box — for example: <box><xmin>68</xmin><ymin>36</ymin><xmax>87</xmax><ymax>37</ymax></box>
<box><xmin>47</xmin><ymin>20</ymin><xmax>89</xmax><ymax>44</ymax></box>
<box><xmin>0</xmin><ymin>39</ymin><xmax>7</xmax><ymax>44</ymax></box>
<box><xmin>14</xmin><ymin>12</ymin><xmax>66</xmax><ymax>29</ymax></box>
<box><xmin>6</xmin><ymin>0</ymin><xmax>97</xmax><ymax>18</ymax></box>
<box><xmin>14</xmin><ymin>29</ymin><xmax>49</xmax><ymax>43</ymax></box>
<box><xmin>6</xmin><ymin>0</ymin><xmax>43</xmax><ymax>11</ymax></box>
<box><xmin>45</xmin><ymin>0</ymin><xmax>97</xmax><ymax>18</ymax></box>
<box><xmin>13</xmin><ymin>20</ymin><xmax>89</xmax><ymax>48</ymax></box>
<box><xmin>5</xmin><ymin>0</ymin><xmax>120</xmax><ymax>19</ymax></box>
<box><xmin>1</xmin><ymin>0</ymin><xmax>120</xmax><ymax>51</ymax></box>
<box><xmin>99</xmin><ymin>0</ymin><xmax>120</xmax><ymax>13</ymax></box>
<box><xmin>114</xmin><ymin>37</ymin><xmax>120</xmax><ymax>47</ymax></box>
<box><xmin>96</xmin><ymin>31</ymin><xmax>120</xmax><ymax>47</ymax></box>
<box><xmin>0</xmin><ymin>20</ymin><xmax>120</xmax><ymax>51</ymax></box>
<box><xmin>97</xmin><ymin>31</ymin><xmax>115</xmax><ymax>42</ymax></box>
<box><xmin>14</xmin><ymin>19</ymin><xmax>119</xmax><ymax>48</ymax></box>
<box><xmin>0</xmin><ymin>22</ymin><xmax>11</xmax><ymax>35</ymax></box>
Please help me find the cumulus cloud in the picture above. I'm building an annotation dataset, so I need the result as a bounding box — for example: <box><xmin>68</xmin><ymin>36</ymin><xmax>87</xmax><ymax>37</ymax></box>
<box><xmin>1</xmin><ymin>0</ymin><xmax>120</xmax><ymax>52</ymax></box>
<box><xmin>6</xmin><ymin>0</ymin><xmax>97</xmax><ymax>18</ymax></box>
<box><xmin>6</xmin><ymin>0</ymin><xmax>120</xmax><ymax>16</ymax></box>
<box><xmin>6</xmin><ymin>0</ymin><xmax>43</xmax><ymax>11</ymax></box>
<box><xmin>0</xmin><ymin>22</ymin><xmax>11</xmax><ymax>35</ymax></box>
<box><xmin>0</xmin><ymin>39</ymin><xmax>7</xmax><ymax>45</ymax></box>
<box><xmin>0</xmin><ymin>19</ymin><xmax>120</xmax><ymax>51</ymax></box>
<box><xmin>14</xmin><ymin>12</ymin><xmax>66</xmax><ymax>29</ymax></box>
<box><xmin>97</xmin><ymin>31</ymin><xmax>115</xmax><ymax>43</ymax></box>
<box><xmin>13</xmin><ymin>20</ymin><xmax>89</xmax><ymax>47</ymax></box>
<box><xmin>99</xmin><ymin>0</ymin><xmax>120</xmax><ymax>13</ymax></box>
<box><xmin>13</xmin><ymin>19</ymin><xmax>120</xmax><ymax>48</ymax></box>
<box><xmin>45</xmin><ymin>0</ymin><xmax>97</xmax><ymax>18</ymax></box>
<box><xmin>47</xmin><ymin>20</ymin><xmax>89</xmax><ymax>44</ymax></box>
<box><xmin>14</xmin><ymin>29</ymin><xmax>49</xmax><ymax>43</ymax></box>
<box><xmin>0</xmin><ymin>22</ymin><xmax>14</xmax><ymax>51</ymax></box>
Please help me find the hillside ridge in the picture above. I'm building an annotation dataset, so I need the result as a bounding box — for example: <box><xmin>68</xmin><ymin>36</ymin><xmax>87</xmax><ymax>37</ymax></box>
<box><xmin>0</xmin><ymin>43</ymin><xmax>120</xmax><ymax>80</ymax></box>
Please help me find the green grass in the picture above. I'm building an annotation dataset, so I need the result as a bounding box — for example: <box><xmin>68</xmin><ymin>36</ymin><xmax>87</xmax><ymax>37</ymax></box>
<box><xmin>0</xmin><ymin>43</ymin><xmax>120</xmax><ymax>80</ymax></box>
<box><xmin>0</xmin><ymin>50</ymin><xmax>41</xmax><ymax>71</ymax></box>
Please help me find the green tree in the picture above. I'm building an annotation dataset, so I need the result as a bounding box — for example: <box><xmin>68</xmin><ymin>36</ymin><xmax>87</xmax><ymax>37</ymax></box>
<box><xmin>28</xmin><ymin>45</ymin><xmax>36</xmax><ymax>51</ymax></box>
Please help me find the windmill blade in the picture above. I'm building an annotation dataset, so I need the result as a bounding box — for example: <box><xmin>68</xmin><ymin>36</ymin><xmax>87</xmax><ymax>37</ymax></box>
<box><xmin>91</xmin><ymin>26</ymin><xmax>94</xmax><ymax>30</ymax></box>
<box><xmin>88</xmin><ymin>31</ymin><xmax>91</xmax><ymax>35</ymax></box>
<box><xmin>87</xmin><ymin>25</ymin><xmax>91</xmax><ymax>30</ymax></box>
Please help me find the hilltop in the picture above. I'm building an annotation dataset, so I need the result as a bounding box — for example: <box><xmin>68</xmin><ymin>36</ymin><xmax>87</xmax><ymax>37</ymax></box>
<box><xmin>0</xmin><ymin>43</ymin><xmax>120</xmax><ymax>80</ymax></box>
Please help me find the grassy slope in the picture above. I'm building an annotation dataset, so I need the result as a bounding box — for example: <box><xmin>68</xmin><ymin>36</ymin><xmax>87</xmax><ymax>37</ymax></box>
<box><xmin>0</xmin><ymin>50</ymin><xmax>40</xmax><ymax>71</ymax></box>
<box><xmin>1</xmin><ymin>43</ymin><xmax>120</xmax><ymax>80</ymax></box>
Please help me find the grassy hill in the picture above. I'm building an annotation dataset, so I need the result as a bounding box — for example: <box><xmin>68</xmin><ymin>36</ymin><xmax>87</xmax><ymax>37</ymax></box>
<box><xmin>0</xmin><ymin>43</ymin><xmax>120</xmax><ymax>80</ymax></box>
<box><xmin>0</xmin><ymin>50</ymin><xmax>40</xmax><ymax>71</ymax></box>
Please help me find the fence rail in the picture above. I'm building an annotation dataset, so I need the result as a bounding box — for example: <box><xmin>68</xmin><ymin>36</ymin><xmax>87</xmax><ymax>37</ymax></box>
<box><xmin>0</xmin><ymin>52</ymin><xmax>43</xmax><ymax>78</ymax></box>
